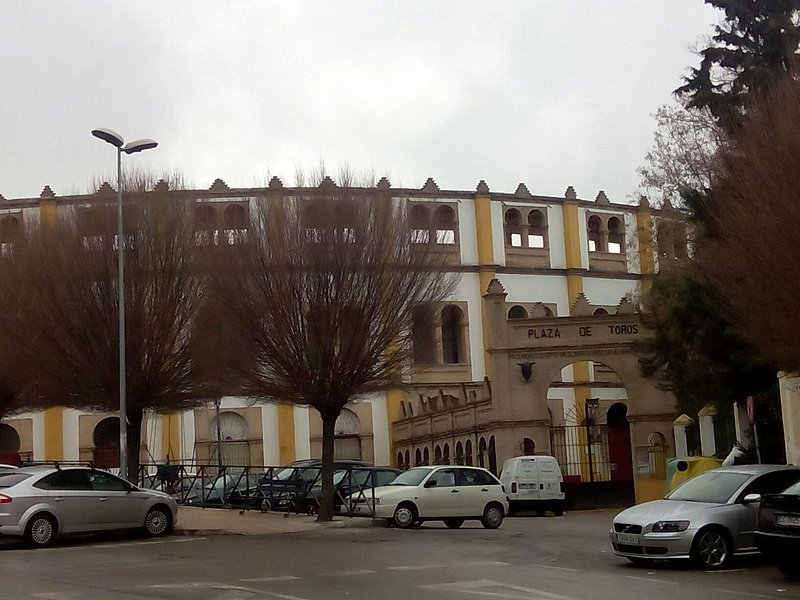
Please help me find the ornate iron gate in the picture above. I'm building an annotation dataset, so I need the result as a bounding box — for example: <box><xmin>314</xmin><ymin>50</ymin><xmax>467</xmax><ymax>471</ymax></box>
<box><xmin>550</xmin><ymin>424</ymin><xmax>612</xmax><ymax>482</ymax></box>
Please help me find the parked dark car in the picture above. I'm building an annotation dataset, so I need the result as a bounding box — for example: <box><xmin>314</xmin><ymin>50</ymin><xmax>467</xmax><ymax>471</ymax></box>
<box><xmin>309</xmin><ymin>467</ymin><xmax>402</xmax><ymax>512</ymax></box>
<box><xmin>756</xmin><ymin>479</ymin><xmax>800</xmax><ymax>578</ymax></box>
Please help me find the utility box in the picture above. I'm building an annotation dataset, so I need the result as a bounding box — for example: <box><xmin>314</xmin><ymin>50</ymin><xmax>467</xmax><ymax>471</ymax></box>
<box><xmin>666</xmin><ymin>457</ymin><xmax>722</xmax><ymax>493</ymax></box>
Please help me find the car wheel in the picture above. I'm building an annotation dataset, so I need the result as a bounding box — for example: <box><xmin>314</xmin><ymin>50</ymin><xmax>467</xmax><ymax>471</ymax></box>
<box><xmin>777</xmin><ymin>559</ymin><xmax>800</xmax><ymax>579</ymax></box>
<box><xmin>392</xmin><ymin>503</ymin><xmax>418</xmax><ymax>529</ymax></box>
<box><xmin>25</xmin><ymin>513</ymin><xmax>57</xmax><ymax>548</ymax></box>
<box><xmin>144</xmin><ymin>505</ymin><xmax>172</xmax><ymax>537</ymax></box>
<box><xmin>553</xmin><ymin>504</ymin><xmax>564</xmax><ymax>517</ymax></box>
<box><xmin>443</xmin><ymin>518</ymin><xmax>464</xmax><ymax>529</ymax></box>
<box><xmin>691</xmin><ymin>527</ymin><xmax>731</xmax><ymax>569</ymax></box>
<box><xmin>481</xmin><ymin>503</ymin><xmax>504</xmax><ymax>529</ymax></box>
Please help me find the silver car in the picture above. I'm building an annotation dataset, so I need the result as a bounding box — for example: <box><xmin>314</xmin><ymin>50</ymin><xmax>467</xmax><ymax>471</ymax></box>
<box><xmin>610</xmin><ymin>465</ymin><xmax>800</xmax><ymax>569</ymax></box>
<box><xmin>0</xmin><ymin>465</ymin><xmax>178</xmax><ymax>548</ymax></box>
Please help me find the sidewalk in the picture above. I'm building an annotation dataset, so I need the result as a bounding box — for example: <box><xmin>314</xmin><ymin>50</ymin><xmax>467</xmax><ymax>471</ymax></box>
<box><xmin>174</xmin><ymin>506</ymin><xmax>378</xmax><ymax>536</ymax></box>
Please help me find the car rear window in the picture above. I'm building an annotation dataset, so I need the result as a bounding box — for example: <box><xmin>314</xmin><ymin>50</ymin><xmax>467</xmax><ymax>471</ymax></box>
<box><xmin>781</xmin><ymin>480</ymin><xmax>800</xmax><ymax>494</ymax></box>
<box><xmin>0</xmin><ymin>473</ymin><xmax>32</xmax><ymax>488</ymax></box>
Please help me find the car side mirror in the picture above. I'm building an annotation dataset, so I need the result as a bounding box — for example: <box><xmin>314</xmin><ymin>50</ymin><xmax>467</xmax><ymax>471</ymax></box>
<box><xmin>742</xmin><ymin>493</ymin><xmax>761</xmax><ymax>504</ymax></box>
<box><xmin>424</xmin><ymin>479</ymin><xmax>438</xmax><ymax>488</ymax></box>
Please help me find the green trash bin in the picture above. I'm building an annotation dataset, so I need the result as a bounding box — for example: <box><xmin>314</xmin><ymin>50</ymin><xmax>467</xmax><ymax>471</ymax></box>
<box><xmin>665</xmin><ymin>457</ymin><xmax>722</xmax><ymax>493</ymax></box>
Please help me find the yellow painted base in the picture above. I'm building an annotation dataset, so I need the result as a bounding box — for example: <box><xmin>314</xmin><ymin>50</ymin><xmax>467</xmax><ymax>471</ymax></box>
<box><xmin>635</xmin><ymin>477</ymin><xmax>666</xmax><ymax>504</ymax></box>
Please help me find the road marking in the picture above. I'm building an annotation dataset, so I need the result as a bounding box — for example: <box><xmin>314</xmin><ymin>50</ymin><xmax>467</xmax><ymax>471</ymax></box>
<box><xmin>85</xmin><ymin>537</ymin><xmax>206</xmax><ymax>549</ymax></box>
<box><xmin>706</xmin><ymin>568</ymin><xmax>747</xmax><ymax>573</ymax></box>
<box><xmin>624</xmin><ymin>575</ymin><xmax>674</xmax><ymax>585</ymax></box>
<box><xmin>468</xmin><ymin>560</ymin><xmax>510</xmax><ymax>566</ymax></box>
<box><xmin>317</xmin><ymin>569</ymin><xmax>376</xmax><ymax>577</ymax></box>
<box><xmin>530</xmin><ymin>564</ymin><xmax>578</xmax><ymax>572</ymax></box>
<box><xmin>712</xmin><ymin>591</ymin><xmax>771</xmax><ymax>599</ymax></box>
<box><xmin>240</xmin><ymin>576</ymin><xmax>301</xmax><ymax>582</ymax></box>
<box><xmin>388</xmin><ymin>564</ymin><xmax>446</xmax><ymax>571</ymax></box>
<box><xmin>422</xmin><ymin>579</ymin><xmax>579</xmax><ymax>600</ymax></box>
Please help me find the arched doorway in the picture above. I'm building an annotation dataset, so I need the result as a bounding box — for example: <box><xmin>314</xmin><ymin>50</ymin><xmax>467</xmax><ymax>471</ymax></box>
<box><xmin>546</xmin><ymin>360</ymin><xmax>635</xmax><ymax>506</ymax></box>
<box><xmin>606</xmin><ymin>403</ymin><xmax>633</xmax><ymax>483</ymax></box>
<box><xmin>0</xmin><ymin>423</ymin><xmax>21</xmax><ymax>464</ymax></box>
<box><xmin>210</xmin><ymin>411</ymin><xmax>250</xmax><ymax>466</ymax></box>
<box><xmin>93</xmin><ymin>417</ymin><xmax>120</xmax><ymax>468</ymax></box>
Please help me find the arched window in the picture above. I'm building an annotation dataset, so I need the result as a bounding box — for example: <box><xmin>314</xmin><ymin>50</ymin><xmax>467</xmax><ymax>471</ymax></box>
<box><xmin>527</xmin><ymin>210</ymin><xmax>546</xmax><ymax>248</ymax></box>
<box><xmin>443</xmin><ymin>443</ymin><xmax>450</xmax><ymax>465</ymax></box>
<box><xmin>434</xmin><ymin>205</ymin><xmax>456</xmax><ymax>245</ymax></box>
<box><xmin>409</xmin><ymin>204</ymin><xmax>431</xmax><ymax>243</ymax></box>
<box><xmin>210</xmin><ymin>411</ymin><xmax>251</xmax><ymax>466</ymax></box>
<box><xmin>587</xmin><ymin>215</ymin><xmax>603</xmax><ymax>252</ymax></box>
<box><xmin>194</xmin><ymin>205</ymin><xmax>216</xmax><ymax>246</ymax></box>
<box><xmin>434</xmin><ymin>445</ymin><xmax>442</xmax><ymax>464</ymax></box>
<box><xmin>508</xmin><ymin>305</ymin><xmax>528</xmax><ymax>319</ymax></box>
<box><xmin>334</xmin><ymin>408</ymin><xmax>362</xmax><ymax>460</ymax></box>
<box><xmin>223</xmin><ymin>205</ymin><xmax>248</xmax><ymax>245</ymax></box>
<box><xmin>412</xmin><ymin>305</ymin><xmax>436</xmax><ymax>364</ymax></box>
<box><xmin>397</xmin><ymin>451</ymin><xmax>404</xmax><ymax>468</ymax></box>
<box><xmin>543</xmin><ymin>306</ymin><xmax>554</xmax><ymax>317</ymax></box>
<box><xmin>441</xmin><ymin>305</ymin><xmax>464</xmax><ymax>364</ymax></box>
<box><xmin>465</xmin><ymin>439</ymin><xmax>473</xmax><ymax>466</ymax></box>
<box><xmin>415</xmin><ymin>448</ymin><xmax>422</xmax><ymax>466</ymax></box>
<box><xmin>455</xmin><ymin>441</ymin><xmax>464</xmax><ymax>465</ymax></box>
<box><xmin>523</xmin><ymin>437</ymin><xmax>535</xmax><ymax>455</ymax></box>
<box><xmin>0</xmin><ymin>216</ymin><xmax>20</xmax><ymax>242</ymax></box>
<box><xmin>607</xmin><ymin>217</ymin><xmax>623</xmax><ymax>254</ymax></box>
<box><xmin>423</xmin><ymin>447</ymin><xmax>430</xmax><ymax>465</ymax></box>
<box><xmin>478</xmin><ymin>438</ymin><xmax>487</xmax><ymax>468</ymax></box>
<box><xmin>404</xmin><ymin>450</ymin><xmax>410</xmax><ymax>469</ymax></box>
<box><xmin>593</xmin><ymin>308</ymin><xmax>609</xmax><ymax>316</ymax></box>
<box><xmin>648</xmin><ymin>432</ymin><xmax>667</xmax><ymax>479</ymax></box>
<box><xmin>505</xmin><ymin>209</ymin><xmax>523</xmax><ymax>247</ymax></box>
<box><xmin>334</xmin><ymin>202</ymin><xmax>357</xmax><ymax>243</ymax></box>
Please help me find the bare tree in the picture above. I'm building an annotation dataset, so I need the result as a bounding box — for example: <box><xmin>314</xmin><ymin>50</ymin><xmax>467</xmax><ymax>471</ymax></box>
<box><xmin>0</xmin><ymin>191</ymin><xmax>206</xmax><ymax>479</ymax></box>
<box><xmin>637</xmin><ymin>103</ymin><xmax>723</xmax><ymax>206</ymax></box>
<box><xmin>206</xmin><ymin>181</ymin><xmax>458</xmax><ymax>520</ymax></box>
<box><xmin>696</xmin><ymin>76</ymin><xmax>800</xmax><ymax>371</ymax></box>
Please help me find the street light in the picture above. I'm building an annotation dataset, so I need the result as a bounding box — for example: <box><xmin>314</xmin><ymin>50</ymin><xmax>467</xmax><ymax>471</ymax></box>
<box><xmin>91</xmin><ymin>128</ymin><xmax>158</xmax><ymax>480</ymax></box>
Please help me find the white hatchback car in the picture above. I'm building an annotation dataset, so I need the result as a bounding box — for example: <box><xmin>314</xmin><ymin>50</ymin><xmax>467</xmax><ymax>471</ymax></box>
<box><xmin>352</xmin><ymin>465</ymin><xmax>508</xmax><ymax>529</ymax></box>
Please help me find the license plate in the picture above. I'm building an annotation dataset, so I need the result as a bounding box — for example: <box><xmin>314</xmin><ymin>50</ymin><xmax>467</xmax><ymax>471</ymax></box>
<box><xmin>617</xmin><ymin>533</ymin><xmax>639</xmax><ymax>544</ymax></box>
<box><xmin>776</xmin><ymin>514</ymin><xmax>800</xmax><ymax>527</ymax></box>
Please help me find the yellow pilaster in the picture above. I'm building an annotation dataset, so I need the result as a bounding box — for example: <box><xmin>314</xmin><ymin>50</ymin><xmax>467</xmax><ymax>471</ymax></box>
<box><xmin>43</xmin><ymin>407</ymin><xmax>64</xmax><ymax>461</ymax></box>
<box><xmin>637</xmin><ymin>203</ymin><xmax>656</xmax><ymax>295</ymax></box>
<box><xmin>39</xmin><ymin>199</ymin><xmax>58</xmax><ymax>229</ymax></box>
<box><xmin>161</xmin><ymin>413</ymin><xmax>180</xmax><ymax>462</ymax></box>
<box><xmin>278</xmin><ymin>404</ymin><xmax>296</xmax><ymax>464</ymax></box>
<box><xmin>474</xmin><ymin>190</ymin><xmax>497</xmax><ymax>379</ymax></box>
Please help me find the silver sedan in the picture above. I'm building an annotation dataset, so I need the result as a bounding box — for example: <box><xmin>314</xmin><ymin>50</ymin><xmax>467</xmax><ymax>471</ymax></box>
<box><xmin>610</xmin><ymin>465</ymin><xmax>800</xmax><ymax>569</ymax></box>
<box><xmin>0</xmin><ymin>465</ymin><xmax>178</xmax><ymax>548</ymax></box>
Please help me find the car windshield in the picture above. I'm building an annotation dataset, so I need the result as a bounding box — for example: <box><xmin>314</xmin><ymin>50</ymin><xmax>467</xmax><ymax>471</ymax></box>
<box><xmin>0</xmin><ymin>472</ymin><xmax>32</xmax><ymax>488</ymax></box>
<box><xmin>667</xmin><ymin>471</ymin><xmax>751</xmax><ymax>503</ymax></box>
<box><xmin>388</xmin><ymin>468</ymin><xmax>432</xmax><ymax>486</ymax></box>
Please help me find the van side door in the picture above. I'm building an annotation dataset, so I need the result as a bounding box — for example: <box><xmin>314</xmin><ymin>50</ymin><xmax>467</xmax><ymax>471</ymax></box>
<box><xmin>538</xmin><ymin>459</ymin><xmax>562</xmax><ymax>500</ymax></box>
<box><xmin>517</xmin><ymin>458</ymin><xmax>540</xmax><ymax>500</ymax></box>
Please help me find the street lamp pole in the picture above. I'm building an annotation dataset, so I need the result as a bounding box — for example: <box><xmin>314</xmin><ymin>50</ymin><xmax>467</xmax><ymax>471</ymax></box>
<box><xmin>91</xmin><ymin>129</ymin><xmax>158</xmax><ymax>480</ymax></box>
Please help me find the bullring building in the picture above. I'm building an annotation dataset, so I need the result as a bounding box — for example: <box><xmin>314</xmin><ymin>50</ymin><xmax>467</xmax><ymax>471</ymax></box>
<box><xmin>0</xmin><ymin>177</ymin><xmax>690</xmax><ymax>504</ymax></box>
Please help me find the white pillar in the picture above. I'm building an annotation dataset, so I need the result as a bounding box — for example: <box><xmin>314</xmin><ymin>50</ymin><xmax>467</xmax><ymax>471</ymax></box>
<box><xmin>779</xmin><ymin>372</ymin><xmax>800</xmax><ymax>466</ymax></box>
<box><xmin>260</xmin><ymin>402</ymin><xmax>280</xmax><ymax>466</ymax></box>
<box><xmin>31</xmin><ymin>412</ymin><xmax>46</xmax><ymax>461</ymax></box>
<box><xmin>62</xmin><ymin>409</ymin><xmax>81</xmax><ymax>463</ymax></box>
<box><xmin>179</xmin><ymin>409</ymin><xmax>196</xmax><ymax>464</ymax></box>
<box><xmin>673</xmin><ymin>414</ymin><xmax>692</xmax><ymax>458</ymax></box>
<box><xmin>369</xmin><ymin>392</ymin><xmax>390</xmax><ymax>466</ymax></box>
<box><xmin>293</xmin><ymin>405</ymin><xmax>311</xmax><ymax>460</ymax></box>
<box><xmin>698</xmin><ymin>405</ymin><xmax>716</xmax><ymax>457</ymax></box>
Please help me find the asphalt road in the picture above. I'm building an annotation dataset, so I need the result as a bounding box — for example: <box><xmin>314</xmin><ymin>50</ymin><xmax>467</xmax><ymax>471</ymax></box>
<box><xmin>3</xmin><ymin>509</ymin><xmax>799</xmax><ymax>600</ymax></box>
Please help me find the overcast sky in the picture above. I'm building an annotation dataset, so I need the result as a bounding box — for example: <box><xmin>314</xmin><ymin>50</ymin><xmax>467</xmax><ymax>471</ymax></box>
<box><xmin>2</xmin><ymin>1</ymin><xmax>718</xmax><ymax>203</ymax></box>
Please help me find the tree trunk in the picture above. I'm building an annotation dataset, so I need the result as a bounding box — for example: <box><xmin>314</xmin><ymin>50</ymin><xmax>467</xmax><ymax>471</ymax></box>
<box><xmin>125</xmin><ymin>406</ymin><xmax>144</xmax><ymax>483</ymax></box>
<box><xmin>317</xmin><ymin>406</ymin><xmax>341</xmax><ymax>522</ymax></box>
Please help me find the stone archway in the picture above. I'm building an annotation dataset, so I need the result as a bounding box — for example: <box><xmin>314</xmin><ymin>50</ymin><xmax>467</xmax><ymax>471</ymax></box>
<box><xmin>606</xmin><ymin>402</ymin><xmax>633</xmax><ymax>483</ymax></box>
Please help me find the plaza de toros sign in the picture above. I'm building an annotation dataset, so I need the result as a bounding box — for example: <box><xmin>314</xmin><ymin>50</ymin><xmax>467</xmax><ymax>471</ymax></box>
<box><xmin>510</xmin><ymin>316</ymin><xmax>644</xmax><ymax>350</ymax></box>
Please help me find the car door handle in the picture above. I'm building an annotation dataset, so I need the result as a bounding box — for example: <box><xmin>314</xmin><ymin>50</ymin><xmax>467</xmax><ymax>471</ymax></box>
<box><xmin>451</xmin><ymin>489</ymin><xmax>459</xmax><ymax>493</ymax></box>
<box><xmin>53</xmin><ymin>497</ymin><xmax>64</xmax><ymax>502</ymax></box>
<box><xmin>98</xmin><ymin>497</ymin><xmax>109</xmax><ymax>502</ymax></box>
<box><xmin>481</xmin><ymin>488</ymin><xmax>489</xmax><ymax>492</ymax></box>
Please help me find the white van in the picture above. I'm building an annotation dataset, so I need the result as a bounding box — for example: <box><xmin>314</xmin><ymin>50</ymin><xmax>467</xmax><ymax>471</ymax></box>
<box><xmin>499</xmin><ymin>455</ymin><xmax>565</xmax><ymax>516</ymax></box>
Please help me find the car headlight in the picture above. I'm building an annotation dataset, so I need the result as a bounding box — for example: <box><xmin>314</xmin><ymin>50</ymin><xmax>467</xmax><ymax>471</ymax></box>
<box><xmin>651</xmin><ymin>520</ymin><xmax>690</xmax><ymax>533</ymax></box>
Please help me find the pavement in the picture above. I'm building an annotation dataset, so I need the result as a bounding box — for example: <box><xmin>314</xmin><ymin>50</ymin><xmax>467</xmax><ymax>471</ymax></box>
<box><xmin>174</xmin><ymin>506</ymin><xmax>378</xmax><ymax>536</ymax></box>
